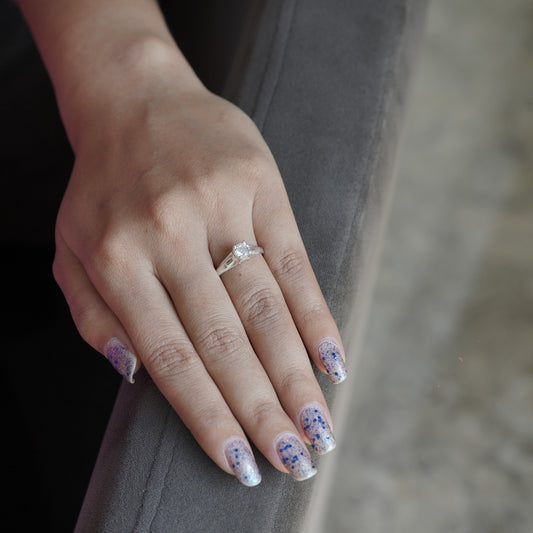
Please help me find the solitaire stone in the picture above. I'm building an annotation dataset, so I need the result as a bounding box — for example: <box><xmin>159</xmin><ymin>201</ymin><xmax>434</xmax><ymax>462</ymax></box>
<box><xmin>233</xmin><ymin>241</ymin><xmax>251</xmax><ymax>258</ymax></box>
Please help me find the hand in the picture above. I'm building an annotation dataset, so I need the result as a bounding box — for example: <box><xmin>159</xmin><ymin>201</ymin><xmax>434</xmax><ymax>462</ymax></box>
<box><xmin>52</xmin><ymin>39</ymin><xmax>347</xmax><ymax>486</ymax></box>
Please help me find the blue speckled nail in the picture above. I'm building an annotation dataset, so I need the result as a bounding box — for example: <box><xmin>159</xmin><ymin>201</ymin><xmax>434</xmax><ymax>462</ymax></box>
<box><xmin>300</xmin><ymin>404</ymin><xmax>336</xmax><ymax>455</ymax></box>
<box><xmin>318</xmin><ymin>338</ymin><xmax>347</xmax><ymax>384</ymax></box>
<box><xmin>224</xmin><ymin>438</ymin><xmax>261</xmax><ymax>487</ymax></box>
<box><xmin>275</xmin><ymin>433</ymin><xmax>317</xmax><ymax>481</ymax></box>
<box><xmin>104</xmin><ymin>338</ymin><xmax>137</xmax><ymax>384</ymax></box>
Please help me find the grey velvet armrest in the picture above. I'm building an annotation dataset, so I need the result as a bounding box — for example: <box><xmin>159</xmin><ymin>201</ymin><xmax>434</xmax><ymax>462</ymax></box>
<box><xmin>75</xmin><ymin>1</ymin><xmax>426</xmax><ymax>531</ymax></box>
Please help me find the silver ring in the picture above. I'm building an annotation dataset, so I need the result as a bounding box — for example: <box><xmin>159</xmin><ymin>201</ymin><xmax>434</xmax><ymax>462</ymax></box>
<box><xmin>216</xmin><ymin>241</ymin><xmax>264</xmax><ymax>276</ymax></box>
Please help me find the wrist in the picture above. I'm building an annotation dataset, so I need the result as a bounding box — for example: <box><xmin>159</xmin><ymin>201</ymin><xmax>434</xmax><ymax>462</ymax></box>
<box><xmin>16</xmin><ymin>0</ymin><xmax>205</xmax><ymax>151</ymax></box>
<box><xmin>60</xmin><ymin>36</ymin><xmax>205</xmax><ymax>151</ymax></box>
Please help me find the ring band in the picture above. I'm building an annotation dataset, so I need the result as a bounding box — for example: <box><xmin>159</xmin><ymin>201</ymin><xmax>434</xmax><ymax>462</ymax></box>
<box><xmin>216</xmin><ymin>241</ymin><xmax>264</xmax><ymax>276</ymax></box>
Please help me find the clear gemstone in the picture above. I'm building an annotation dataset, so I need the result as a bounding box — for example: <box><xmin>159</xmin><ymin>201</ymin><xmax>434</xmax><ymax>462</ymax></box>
<box><xmin>233</xmin><ymin>241</ymin><xmax>251</xmax><ymax>258</ymax></box>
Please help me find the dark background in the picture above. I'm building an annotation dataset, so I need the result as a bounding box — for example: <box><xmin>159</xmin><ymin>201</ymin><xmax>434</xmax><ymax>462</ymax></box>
<box><xmin>1</xmin><ymin>0</ymin><xmax>248</xmax><ymax>529</ymax></box>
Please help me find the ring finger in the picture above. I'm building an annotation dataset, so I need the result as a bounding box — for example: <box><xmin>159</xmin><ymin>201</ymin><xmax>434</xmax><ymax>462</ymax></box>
<box><xmin>214</xmin><ymin>239</ymin><xmax>336</xmax><ymax>456</ymax></box>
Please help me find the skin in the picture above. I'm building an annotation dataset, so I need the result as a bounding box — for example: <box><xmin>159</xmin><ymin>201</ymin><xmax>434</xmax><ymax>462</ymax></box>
<box><xmin>16</xmin><ymin>0</ymin><xmax>346</xmax><ymax>480</ymax></box>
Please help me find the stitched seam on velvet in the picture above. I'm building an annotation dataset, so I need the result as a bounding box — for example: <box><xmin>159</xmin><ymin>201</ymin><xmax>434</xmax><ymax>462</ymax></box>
<box><xmin>253</xmin><ymin>0</ymin><xmax>298</xmax><ymax>132</ymax></box>
<box><xmin>131</xmin><ymin>403</ymin><xmax>174</xmax><ymax>532</ymax></box>
<box><xmin>332</xmin><ymin>1</ymin><xmax>411</xmax><ymax>320</ymax></box>
<box><xmin>249</xmin><ymin>0</ymin><xmax>282</xmax><ymax>128</ymax></box>
<box><xmin>248</xmin><ymin>3</ymin><xmax>278</xmax><ymax>126</ymax></box>
<box><xmin>145</xmin><ymin>435</ymin><xmax>181</xmax><ymax>532</ymax></box>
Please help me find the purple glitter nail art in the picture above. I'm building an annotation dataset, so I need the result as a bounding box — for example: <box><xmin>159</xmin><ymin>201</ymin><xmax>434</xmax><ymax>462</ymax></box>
<box><xmin>224</xmin><ymin>439</ymin><xmax>261</xmax><ymax>487</ymax></box>
<box><xmin>318</xmin><ymin>338</ymin><xmax>347</xmax><ymax>384</ymax></box>
<box><xmin>276</xmin><ymin>433</ymin><xmax>317</xmax><ymax>481</ymax></box>
<box><xmin>104</xmin><ymin>338</ymin><xmax>136</xmax><ymax>384</ymax></box>
<box><xmin>300</xmin><ymin>405</ymin><xmax>336</xmax><ymax>455</ymax></box>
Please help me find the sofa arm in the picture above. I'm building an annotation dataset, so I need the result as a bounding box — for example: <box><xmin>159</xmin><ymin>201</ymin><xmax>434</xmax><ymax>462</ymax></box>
<box><xmin>75</xmin><ymin>1</ymin><xmax>427</xmax><ymax>531</ymax></box>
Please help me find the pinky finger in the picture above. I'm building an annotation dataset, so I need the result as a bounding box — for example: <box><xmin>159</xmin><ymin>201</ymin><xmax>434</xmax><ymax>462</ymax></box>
<box><xmin>53</xmin><ymin>238</ymin><xmax>139</xmax><ymax>383</ymax></box>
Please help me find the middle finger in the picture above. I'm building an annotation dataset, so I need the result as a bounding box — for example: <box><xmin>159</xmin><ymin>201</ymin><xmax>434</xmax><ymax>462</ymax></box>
<box><xmin>214</xmin><ymin>239</ymin><xmax>336</xmax><ymax>455</ymax></box>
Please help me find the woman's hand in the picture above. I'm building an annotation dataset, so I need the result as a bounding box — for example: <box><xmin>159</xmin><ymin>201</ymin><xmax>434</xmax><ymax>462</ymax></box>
<box><xmin>16</xmin><ymin>0</ymin><xmax>347</xmax><ymax>485</ymax></box>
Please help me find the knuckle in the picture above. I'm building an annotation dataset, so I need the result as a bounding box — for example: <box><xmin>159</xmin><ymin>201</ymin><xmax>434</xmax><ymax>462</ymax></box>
<box><xmin>67</xmin><ymin>298</ymin><xmax>100</xmax><ymax>347</ymax></box>
<box><xmin>241</xmin><ymin>287</ymin><xmax>283</xmax><ymax>329</ymax></box>
<box><xmin>147</xmin><ymin>194</ymin><xmax>181</xmax><ymax>235</ymax></box>
<box><xmin>300</xmin><ymin>301</ymin><xmax>328</xmax><ymax>328</ymax></box>
<box><xmin>71</xmin><ymin>300</ymin><xmax>96</xmax><ymax>340</ymax></box>
<box><xmin>86</xmin><ymin>231</ymin><xmax>129</xmax><ymax>279</ymax></box>
<box><xmin>144</xmin><ymin>337</ymin><xmax>197</xmax><ymax>379</ymax></box>
<box><xmin>236</xmin><ymin>150</ymin><xmax>274</xmax><ymax>179</ymax></box>
<box><xmin>195</xmin><ymin>402</ymin><xmax>232</xmax><ymax>434</ymax></box>
<box><xmin>271</xmin><ymin>248</ymin><xmax>307</xmax><ymax>281</ymax></box>
<box><xmin>197</xmin><ymin>325</ymin><xmax>247</xmax><ymax>363</ymax></box>
<box><xmin>277</xmin><ymin>368</ymin><xmax>312</xmax><ymax>399</ymax></box>
<box><xmin>246</xmin><ymin>399</ymin><xmax>282</xmax><ymax>429</ymax></box>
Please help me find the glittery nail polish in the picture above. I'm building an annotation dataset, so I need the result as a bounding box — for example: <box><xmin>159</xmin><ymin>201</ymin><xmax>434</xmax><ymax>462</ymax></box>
<box><xmin>104</xmin><ymin>338</ymin><xmax>137</xmax><ymax>384</ymax></box>
<box><xmin>275</xmin><ymin>433</ymin><xmax>317</xmax><ymax>481</ymax></box>
<box><xmin>300</xmin><ymin>404</ymin><xmax>336</xmax><ymax>455</ymax></box>
<box><xmin>224</xmin><ymin>438</ymin><xmax>262</xmax><ymax>487</ymax></box>
<box><xmin>318</xmin><ymin>338</ymin><xmax>347</xmax><ymax>384</ymax></box>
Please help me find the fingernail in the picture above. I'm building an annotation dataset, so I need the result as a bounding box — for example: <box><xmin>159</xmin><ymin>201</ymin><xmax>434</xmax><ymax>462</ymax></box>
<box><xmin>275</xmin><ymin>432</ymin><xmax>317</xmax><ymax>481</ymax></box>
<box><xmin>318</xmin><ymin>338</ymin><xmax>347</xmax><ymax>384</ymax></box>
<box><xmin>299</xmin><ymin>404</ymin><xmax>336</xmax><ymax>455</ymax></box>
<box><xmin>224</xmin><ymin>438</ymin><xmax>262</xmax><ymax>487</ymax></box>
<box><xmin>104</xmin><ymin>337</ymin><xmax>137</xmax><ymax>384</ymax></box>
